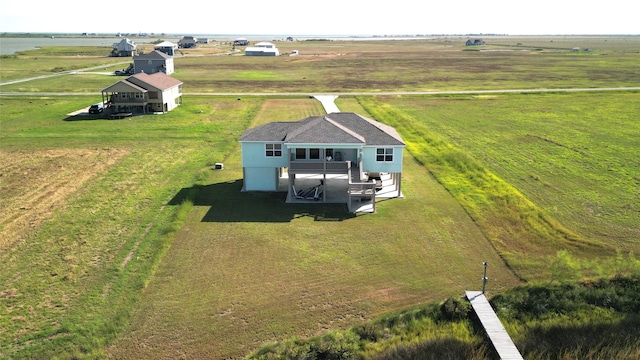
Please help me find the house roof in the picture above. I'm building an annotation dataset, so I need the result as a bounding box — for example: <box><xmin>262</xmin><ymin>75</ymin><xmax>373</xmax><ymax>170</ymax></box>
<box><xmin>239</xmin><ymin>113</ymin><xmax>405</xmax><ymax>146</ymax></box>
<box><xmin>101</xmin><ymin>72</ymin><xmax>182</xmax><ymax>93</ymax></box>
<box><xmin>101</xmin><ymin>79</ymin><xmax>148</xmax><ymax>93</ymax></box>
<box><xmin>128</xmin><ymin>72</ymin><xmax>182</xmax><ymax>91</ymax></box>
<box><xmin>155</xmin><ymin>41</ymin><xmax>178</xmax><ymax>48</ymax></box>
<box><xmin>255</xmin><ymin>42</ymin><xmax>275</xmax><ymax>47</ymax></box>
<box><xmin>135</xmin><ymin>50</ymin><xmax>172</xmax><ymax>60</ymax></box>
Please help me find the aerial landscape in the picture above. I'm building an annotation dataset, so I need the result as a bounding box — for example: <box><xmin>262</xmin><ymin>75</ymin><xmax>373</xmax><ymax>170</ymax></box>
<box><xmin>1</xmin><ymin>1</ymin><xmax>639</xmax><ymax>359</ymax></box>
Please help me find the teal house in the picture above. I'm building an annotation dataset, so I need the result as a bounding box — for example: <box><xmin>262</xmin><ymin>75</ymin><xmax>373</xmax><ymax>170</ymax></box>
<box><xmin>239</xmin><ymin>113</ymin><xmax>405</xmax><ymax>212</ymax></box>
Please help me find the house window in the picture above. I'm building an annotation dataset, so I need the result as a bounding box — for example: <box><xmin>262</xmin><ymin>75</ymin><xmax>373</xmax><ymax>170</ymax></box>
<box><xmin>376</xmin><ymin>148</ymin><xmax>394</xmax><ymax>162</ymax></box>
<box><xmin>309</xmin><ymin>148</ymin><xmax>320</xmax><ymax>160</ymax></box>
<box><xmin>295</xmin><ymin>148</ymin><xmax>306</xmax><ymax>160</ymax></box>
<box><xmin>149</xmin><ymin>92</ymin><xmax>159</xmax><ymax>99</ymax></box>
<box><xmin>265</xmin><ymin>143</ymin><xmax>282</xmax><ymax>157</ymax></box>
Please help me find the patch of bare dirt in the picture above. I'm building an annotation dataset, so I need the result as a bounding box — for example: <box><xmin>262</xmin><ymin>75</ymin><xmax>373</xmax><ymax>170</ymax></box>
<box><xmin>0</xmin><ymin>148</ymin><xmax>128</xmax><ymax>251</ymax></box>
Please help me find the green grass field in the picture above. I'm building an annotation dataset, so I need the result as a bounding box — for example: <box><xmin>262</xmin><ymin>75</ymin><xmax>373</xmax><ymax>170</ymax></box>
<box><xmin>1</xmin><ymin>36</ymin><xmax>639</xmax><ymax>359</ymax></box>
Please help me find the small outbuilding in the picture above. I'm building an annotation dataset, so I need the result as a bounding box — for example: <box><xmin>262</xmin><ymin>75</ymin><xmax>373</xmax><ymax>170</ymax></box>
<box><xmin>245</xmin><ymin>42</ymin><xmax>280</xmax><ymax>56</ymax></box>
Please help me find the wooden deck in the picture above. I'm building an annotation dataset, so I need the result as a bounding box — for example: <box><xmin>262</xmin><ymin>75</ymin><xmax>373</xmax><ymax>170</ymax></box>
<box><xmin>466</xmin><ymin>291</ymin><xmax>523</xmax><ymax>360</ymax></box>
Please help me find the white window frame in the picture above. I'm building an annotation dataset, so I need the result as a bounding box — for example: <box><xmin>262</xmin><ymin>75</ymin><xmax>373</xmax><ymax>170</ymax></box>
<box><xmin>265</xmin><ymin>143</ymin><xmax>282</xmax><ymax>157</ymax></box>
<box><xmin>376</xmin><ymin>148</ymin><xmax>394</xmax><ymax>162</ymax></box>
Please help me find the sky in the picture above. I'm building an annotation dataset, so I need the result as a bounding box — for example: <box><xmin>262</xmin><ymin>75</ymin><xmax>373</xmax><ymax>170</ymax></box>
<box><xmin>0</xmin><ymin>0</ymin><xmax>637</xmax><ymax>36</ymax></box>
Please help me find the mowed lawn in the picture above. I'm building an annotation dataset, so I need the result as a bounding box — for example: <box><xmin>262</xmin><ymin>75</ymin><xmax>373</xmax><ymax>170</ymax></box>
<box><xmin>105</xmin><ymin>99</ymin><xmax>522</xmax><ymax>359</ymax></box>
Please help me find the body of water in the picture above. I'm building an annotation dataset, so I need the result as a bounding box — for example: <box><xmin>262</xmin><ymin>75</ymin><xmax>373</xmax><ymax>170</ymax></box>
<box><xmin>0</xmin><ymin>36</ymin><xmax>155</xmax><ymax>55</ymax></box>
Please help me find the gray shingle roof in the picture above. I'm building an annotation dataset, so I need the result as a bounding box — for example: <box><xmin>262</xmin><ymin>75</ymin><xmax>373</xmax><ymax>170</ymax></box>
<box><xmin>239</xmin><ymin>113</ymin><xmax>405</xmax><ymax>146</ymax></box>
<box><xmin>135</xmin><ymin>50</ymin><xmax>171</xmax><ymax>60</ymax></box>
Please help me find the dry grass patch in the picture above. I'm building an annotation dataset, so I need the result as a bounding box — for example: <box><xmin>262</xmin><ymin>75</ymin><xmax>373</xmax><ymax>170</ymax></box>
<box><xmin>0</xmin><ymin>148</ymin><xmax>128</xmax><ymax>250</ymax></box>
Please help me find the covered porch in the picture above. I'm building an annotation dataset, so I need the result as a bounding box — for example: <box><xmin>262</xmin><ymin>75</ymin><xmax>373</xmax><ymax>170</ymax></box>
<box><xmin>101</xmin><ymin>82</ymin><xmax>150</xmax><ymax>115</ymax></box>
<box><xmin>281</xmin><ymin>161</ymin><xmax>402</xmax><ymax>213</ymax></box>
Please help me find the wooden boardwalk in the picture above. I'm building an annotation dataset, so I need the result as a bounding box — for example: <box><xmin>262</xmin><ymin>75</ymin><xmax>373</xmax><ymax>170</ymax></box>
<box><xmin>466</xmin><ymin>291</ymin><xmax>523</xmax><ymax>360</ymax></box>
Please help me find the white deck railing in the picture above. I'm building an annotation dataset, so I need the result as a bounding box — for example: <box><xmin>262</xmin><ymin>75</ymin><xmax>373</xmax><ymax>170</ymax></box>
<box><xmin>288</xmin><ymin>161</ymin><xmax>349</xmax><ymax>174</ymax></box>
<box><xmin>348</xmin><ymin>182</ymin><xmax>376</xmax><ymax>196</ymax></box>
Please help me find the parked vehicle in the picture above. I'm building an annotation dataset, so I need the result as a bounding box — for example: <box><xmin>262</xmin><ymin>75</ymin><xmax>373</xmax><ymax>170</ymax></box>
<box><xmin>114</xmin><ymin>63</ymin><xmax>134</xmax><ymax>76</ymax></box>
<box><xmin>89</xmin><ymin>103</ymin><xmax>104</xmax><ymax>114</ymax></box>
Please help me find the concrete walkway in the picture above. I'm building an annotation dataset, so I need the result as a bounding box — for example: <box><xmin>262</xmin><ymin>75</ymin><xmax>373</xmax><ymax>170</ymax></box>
<box><xmin>312</xmin><ymin>95</ymin><xmax>340</xmax><ymax>114</ymax></box>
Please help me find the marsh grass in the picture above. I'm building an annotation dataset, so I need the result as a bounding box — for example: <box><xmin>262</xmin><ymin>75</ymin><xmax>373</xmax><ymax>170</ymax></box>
<box><xmin>4</xmin><ymin>37</ymin><xmax>640</xmax><ymax>92</ymax></box>
<box><xmin>250</xmin><ymin>276</ymin><xmax>640</xmax><ymax>360</ymax></box>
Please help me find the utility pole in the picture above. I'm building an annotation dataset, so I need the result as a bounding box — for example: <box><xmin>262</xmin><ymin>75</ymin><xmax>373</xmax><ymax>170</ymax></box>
<box><xmin>482</xmin><ymin>261</ymin><xmax>488</xmax><ymax>294</ymax></box>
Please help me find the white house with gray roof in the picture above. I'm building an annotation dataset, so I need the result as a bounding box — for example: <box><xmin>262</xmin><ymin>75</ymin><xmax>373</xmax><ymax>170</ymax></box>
<box><xmin>111</xmin><ymin>38</ymin><xmax>136</xmax><ymax>57</ymax></box>
<box><xmin>133</xmin><ymin>50</ymin><xmax>174</xmax><ymax>75</ymax></box>
<box><xmin>239</xmin><ymin>113</ymin><xmax>405</xmax><ymax>212</ymax></box>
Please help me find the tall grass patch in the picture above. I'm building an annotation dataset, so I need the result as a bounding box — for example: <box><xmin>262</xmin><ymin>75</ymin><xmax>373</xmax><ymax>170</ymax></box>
<box><xmin>378</xmin><ymin>92</ymin><xmax>640</xmax><ymax>246</ymax></box>
<box><xmin>356</xmin><ymin>95</ymin><xmax>631</xmax><ymax>281</ymax></box>
<box><xmin>249</xmin><ymin>276</ymin><xmax>640</xmax><ymax>359</ymax></box>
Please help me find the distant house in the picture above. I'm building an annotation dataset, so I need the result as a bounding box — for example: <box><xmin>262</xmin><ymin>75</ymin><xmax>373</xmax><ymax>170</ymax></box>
<box><xmin>234</xmin><ymin>38</ymin><xmax>249</xmax><ymax>46</ymax></box>
<box><xmin>178</xmin><ymin>36</ymin><xmax>197</xmax><ymax>48</ymax></box>
<box><xmin>133</xmin><ymin>50</ymin><xmax>174</xmax><ymax>75</ymax></box>
<box><xmin>197</xmin><ymin>38</ymin><xmax>210</xmax><ymax>44</ymax></box>
<box><xmin>154</xmin><ymin>41</ymin><xmax>179</xmax><ymax>56</ymax></box>
<box><xmin>111</xmin><ymin>38</ymin><xmax>136</xmax><ymax>57</ymax></box>
<box><xmin>245</xmin><ymin>42</ymin><xmax>280</xmax><ymax>56</ymax></box>
<box><xmin>239</xmin><ymin>113</ymin><xmax>405</xmax><ymax>212</ymax></box>
<box><xmin>286</xmin><ymin>36</ymin><xmax>294</xmax><ymax>41</ymax></box>
<box><xmin>100</xmin><ymin>72</ymin><xmax>183</xmax><ymax>115</ymax></box>
<box><xmin>465</xmin><ymin>38</ymin><xmax>486</xmax><ymax>46</ymax></box>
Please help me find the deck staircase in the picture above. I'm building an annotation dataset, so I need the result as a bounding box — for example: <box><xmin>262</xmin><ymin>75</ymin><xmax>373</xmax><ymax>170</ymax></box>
<box><xmin>347</xmin><ymin>164</ymin><xmax>376</xmax><ymax>213</ymax></box>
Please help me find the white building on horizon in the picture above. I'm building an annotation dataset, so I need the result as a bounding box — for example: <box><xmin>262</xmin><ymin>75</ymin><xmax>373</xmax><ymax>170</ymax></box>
<box><xmin>245</xmin><ymin>42</ymin><xmax>279</xmax><ymax>56</ymax></box>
